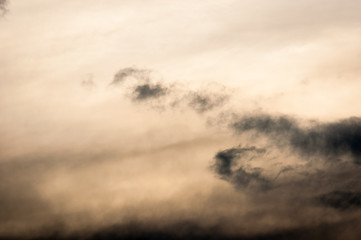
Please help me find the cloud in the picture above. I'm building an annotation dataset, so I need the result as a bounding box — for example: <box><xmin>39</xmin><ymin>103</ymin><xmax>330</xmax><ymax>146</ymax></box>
<box><xmin>110</xmin><ymin>67</ymin><xmax>170</xmax><ymax>102</ymax></box>
<box><xmin>111</xmin><ymin>67</ymin><xmax>150</xmax><ymax>86</ymax></box>
<box><xmin>318</xmin><ymin>191</ymin><xmax>361</xmax><ymax>210</ymax></box>
<box><xmin>52</xmin><ymin>221</ymin><xmax>226</xmax><ymax>240</ymax></box>
<box><xmin>4</xmin><ymin>219</ymin><xmax>361</xmax><ymax>240</ymax></box>
<box><xmin>212</xmin><ymin>146</ymin><xmax>271</xmax><ymax>190</ymax></box>
<box><xmin>188</xmin><ymin>92</ymin><xmax>228</xmax><ymax>113</ymax></box>
<box><xmin>213</xmin><ymin>146</ymin><xmax>264</xmax><ymax>177</ymax></box>
<box><xmin>232</xmin><ymin>114</ymin><xmax>361</xmax><ymax>164</ymax></box>
<box><xmin>111</xmin><ymin>66</ymin><xmax>229</xmax><ymax>113</ymax></box>
<box><xmin>0</xmin><ymin>178</ymin><xmax>50</xmax><ymax>224</ymax></box>
<box><xmin>209</xmin><ymin>112</ymin><xmax>361</xmax><ymax>229</ymax></box>
<box><xmin>0</xmin><ymin>0</ymin><xmax>7</xmax><ymax>16</ymax></box>
<box><xmin>132</xmin><ymin>83</ymin><xmax>168</xmax><ymax>101</ymax></box>
<box><xmin>0</xmin><ymin>160</ymin><xmax>53</xmax><ymax>233</ymax></box>
<box><xmin>218</xmin><ymin>113</ymin><xmax>361</xmax><ymax>194</ymax></box>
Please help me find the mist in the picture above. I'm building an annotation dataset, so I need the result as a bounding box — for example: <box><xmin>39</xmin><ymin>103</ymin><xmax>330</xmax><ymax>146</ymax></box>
<box><xmin>1</xmin><ymin>1</ymin><xmax>361</xmax><ymax>239</ymax></box>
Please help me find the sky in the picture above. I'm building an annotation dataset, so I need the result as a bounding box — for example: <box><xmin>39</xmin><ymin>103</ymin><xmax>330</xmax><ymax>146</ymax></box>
<box><xmin>1</xmin><ymin>1</ymin><xmax>361</xmax><ymax>239</ymax></box>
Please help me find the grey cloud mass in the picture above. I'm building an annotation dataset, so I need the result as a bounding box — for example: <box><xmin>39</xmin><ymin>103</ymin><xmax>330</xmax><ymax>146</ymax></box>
<box><xmin>319</xmin><ymin>191</ymin><xmax>361</xmax><ymax>210</ymax></box>
<box><xmin>210</xmin><ymin>113</ymin><xmax>361</xmax><ymax>217</ymax></box>
<box><xmin>232</xmin><ymin>114</ymin><xmax>361</xmax><ymax>164</ymax></box>
<box><xmin>213</xmin><ymin>146</ymin><xmax>270</xmax><ymax>190</ymax></box>
<box><xmin>133</xmin><ymin>83</ymin><xmax>168</xmax><ymax>100</ymax></box>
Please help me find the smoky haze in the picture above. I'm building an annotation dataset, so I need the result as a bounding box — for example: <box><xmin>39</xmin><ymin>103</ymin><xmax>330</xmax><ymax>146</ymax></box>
<box><xmin>2</xmin><ymin>0</ymin><xmax>361</xmax><ymax>239</ymax></box>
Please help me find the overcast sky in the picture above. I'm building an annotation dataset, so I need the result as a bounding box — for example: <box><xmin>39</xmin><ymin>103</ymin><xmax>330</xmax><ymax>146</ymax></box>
<box><xmin>1</xmin><ymin>1</ymin><xmax>361</xmax><ymax>239</ymax></box>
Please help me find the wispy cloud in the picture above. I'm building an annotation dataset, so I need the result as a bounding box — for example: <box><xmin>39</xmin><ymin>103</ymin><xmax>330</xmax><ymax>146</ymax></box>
<box><xmin>111</xmin><ymin>67</ymin><xmax>150</xmax><ymax>86</ymax></box>
<box><xmin>110</xmin><ymin>66</ymin><xmax>229</xmax><ymax>113</ymax></box>
<box><xmin>188</xmin><ymin>92</ymin><xmax>228</xmax><ymax>114</ymax></box>
<box><xmin>0</xmin><ymin>0</ymin><xmax>8</xmax><ymax>16</ymax></box>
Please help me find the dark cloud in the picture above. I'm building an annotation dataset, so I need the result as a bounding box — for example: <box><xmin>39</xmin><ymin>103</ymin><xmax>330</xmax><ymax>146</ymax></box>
<box><xmin>111</xmin><ymin>67</ymin><xmax>229</xmax><ymax>113</ymax></box>
<box><xmin>213</xmin><ymin>147</ymin><xmax>263</xmax><ymax>177</ymax></box>
<box><xmin>3</xmin><ymin>219</ymin><xmax>361</xmax><ymax>240</ymax></box>
<box><xmin>111</xmin><ymin>67</ymin><xmax>169</xmax><ymax>101</ymax></box>
<box><xmin>111</xmin><ymin>67</ymin><xmax>149</xmax><ymax>86</ymax></box>
<box><xmin>188</xmin><ymin>92</ymin><xmax>227</xmax><ymax>113</ymax></box>
<box><xmin>133</xmin><ymin>83</ymin><xmax>168</xmax><ymax>100</ymax></box>
<box><xmin>232</xmin><ymin>114</ymin><xmax>361</xmax><ymax>164</ymax></box>
<box><xmin>318</xmin><ymin>191</ymin><xmax>361</xmax><ymax>210</ymax></box>
<box><xmin>213</xmin><ymin>146</ymin><xmax>271</xmax><ymax>190</ymax></box>
<box><xmin>62</xmin><ymin>222</ymin><xmax>226</xmax><ymax>240</ymax></box>
<box><xmin>212</xmin><ymin>113</ymin><xmax>361</xmax><ymax>220</ymax></box>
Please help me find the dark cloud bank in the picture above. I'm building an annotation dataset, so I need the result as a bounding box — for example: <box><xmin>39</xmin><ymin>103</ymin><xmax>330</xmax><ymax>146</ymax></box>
<box><xmin>231</xmin><ymin>114</ymin><xmax>361</xmax><ymax>164</ymax></box>
<box><xmin>213</xmin><ymin>113</ymin><xmax>361</xmax><ymax>210</ymax></box>
<box><xmin>2</xmin><ymin>67</ymin><xmax>361</xmax><ymax>239</ymax></box>
<box><xmin>4</xmin><ymin>152</ymin><xmax>361</xmax><ymax>240</ymax></box>
<box><xmin>3</xmin><ymin>220</ymin><xmax>361</xmax><ymax>240</ymax></box>
<box><xmin>319</xmin><ymin>191</ymin><xmax>361</xmax><ymax>210</ymax></box>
